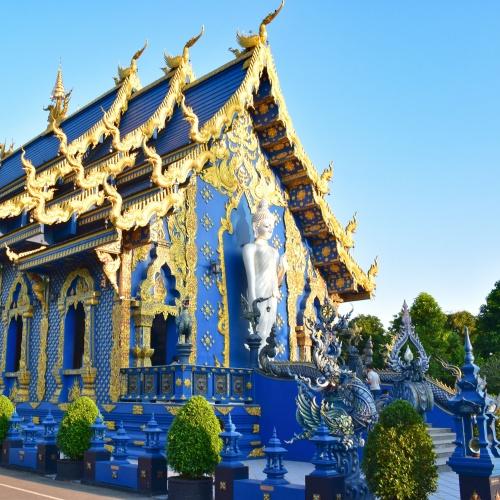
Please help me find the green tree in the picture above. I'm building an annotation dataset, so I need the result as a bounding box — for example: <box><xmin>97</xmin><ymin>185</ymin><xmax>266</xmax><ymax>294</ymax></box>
<box><xmin>446</xmin><ymin>311</ymin><xmax>477</xmax><ymax>341</ymax></box>
<box><xmin>479</xmin><ymin>354</ymin><xmax>500</xmax><ymax>395</ymax></box>
<box><xmin>475</xmin><ymin>280</ymin><xmax>500</xmax><ymax>360</ymax></box>
<box><xmin>362</xmin><ymin>400</ymin><xmax>438</xmax><ymax>500</ymax></box>
<box><xmin>349</xmin><ymin>314</ymin><xmax>389</xmax><ymax>368</ymax></box>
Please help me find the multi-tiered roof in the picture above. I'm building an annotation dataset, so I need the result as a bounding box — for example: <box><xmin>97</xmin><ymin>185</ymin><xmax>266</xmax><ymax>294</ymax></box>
<box><xmin>0</xmin><ymin>2</ymin><xmax>377</xmax><ymax>301</ymax></box>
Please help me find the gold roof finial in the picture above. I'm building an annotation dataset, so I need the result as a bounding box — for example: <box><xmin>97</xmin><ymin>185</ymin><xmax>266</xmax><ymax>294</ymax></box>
<box><xmin>368</xmin><ymin>257</ymin><xmax>379</xmax><ymax>281</ymax></box>
<box><xmin>237</xmin><ymin>0</ymin><xmax>285</xmax><ymax>49</ymax></box>
<box><xmin>44</xmin><ymin>64</ymin><xmax>72</xmax><ymax>132</ymax></box>
<box><xmin>163</xmin><ymin>26</ymin><xmax>204</xmax><ymax>73</ymax></box>
<box><xmin>114</xmin><ymin>41</ymin><xmax>148</xmax><ymax>86</ymax></box>
<box><xmin>52</xmin><ymin>66</ymin><xmax>66</xmax><ymax>100</ymax></box>
<box><xmin>0</xmin><ymin>140</ymin><xmax>15</xmax><ymax>162</ymax></box>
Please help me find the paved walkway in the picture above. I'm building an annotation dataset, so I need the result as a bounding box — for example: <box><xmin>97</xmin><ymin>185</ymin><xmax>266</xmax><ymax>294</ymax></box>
<box><xmin>0</xmin><ymin>461</ymin><xmax>460</xmax><ymax>499</ymax></box>
<box><xmin>245</xmin><ymin>460</ymin><xmax>460</xmax><ymax>499</ymax></box>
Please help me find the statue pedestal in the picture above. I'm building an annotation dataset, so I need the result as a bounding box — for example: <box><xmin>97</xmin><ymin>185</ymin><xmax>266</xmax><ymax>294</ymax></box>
<box><xmin>83</xmin><ymin>449</ymin><xmax>111</xmax><ymax>483</ymax></box>
<box><xmin>36</xmin><ymin>444</ymin><xmax>58</xmax><ymax>475</ymax></box>
<box><xmin>215</xmin><ymin>464</ymin><xmax>249</xmax><ymax>500</ymax></box>
<box><xmin>458</xmin><ymin>474</ymin><xmax>499</xmax><ymax>500</ymax></box>
<box><xmin>305</xmin><ymin>474</ymin><xmax>346</xmax><ymax>500</ymax></box>
<box><xmin>176</xmin><ymin>343</ymin><xmax>193</xmax><ymax>364</ymax></box>
<box><xmin>246</xmin><ymin>334</ymin><xmax>261</xmax><ymax>369</ymax></box>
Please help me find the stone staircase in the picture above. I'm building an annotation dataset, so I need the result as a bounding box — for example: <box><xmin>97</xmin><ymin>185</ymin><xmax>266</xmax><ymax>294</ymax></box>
<box><xmin>427</xmin><ymin>425</ymin><xmax>456</xmax><ymax>471</ymax></box>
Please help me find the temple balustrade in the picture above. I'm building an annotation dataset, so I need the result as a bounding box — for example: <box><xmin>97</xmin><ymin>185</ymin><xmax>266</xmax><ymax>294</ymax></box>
<box><xmin>120</xmin><ymin>364</ymin><xmax>254</xmax><ymax>404</ymax></box>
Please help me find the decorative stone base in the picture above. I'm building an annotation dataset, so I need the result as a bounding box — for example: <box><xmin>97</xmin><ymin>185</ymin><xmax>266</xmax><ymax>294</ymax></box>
<box><xmin>459</xmin><ymin>474</ymin><xmax>499</xmax><ymax>500</ymax></box>
<box><xmin>168</xmin><ymin>476</ymin><xmax>213</xmax><ymax>500</ymax></box>
<box><xmin>36</xmin><ymin>444</ymin><xmax>58</xmax><ymax>475</ymax></box>
<box><xmin>215</xmin><ymin>465</ymin><xmax>249</xmax><ymax>500</ymax></box>
<box><xmin>305</xmin><ymin>473</ymin><xmax>346</xmax><ymax>500</ymax></box>
<box><xmin>56</xmin><ymin>459</ymin><xmax>83</xmax><ymax>481</ymax></box>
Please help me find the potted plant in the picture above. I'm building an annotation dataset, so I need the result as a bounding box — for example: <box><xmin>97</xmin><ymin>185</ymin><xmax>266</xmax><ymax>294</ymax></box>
<box><xmin>0</xmin><ymin>395</ymin><xmax>14</xmax><ymax>458</ymax></box>
<box><xmin>167</xmin><ymin>395</ymin><xmax>222</xmax><ymax>500</ymax></box>
<box><xmin>362</xmin><ymin>399</ymin><xmax>438</xmax><ymax>500</ymax></box>
<box><xmin>56</xmin><ymin>396</ymin><xmax>98</xmax><ymax>480</ymax></box>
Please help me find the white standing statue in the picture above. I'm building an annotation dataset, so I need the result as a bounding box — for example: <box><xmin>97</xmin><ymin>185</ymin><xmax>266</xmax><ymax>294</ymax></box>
<box><xmin>242</xmin><ymin>199</ymin><xmax>288</xmax><ymax>345</ymax></box>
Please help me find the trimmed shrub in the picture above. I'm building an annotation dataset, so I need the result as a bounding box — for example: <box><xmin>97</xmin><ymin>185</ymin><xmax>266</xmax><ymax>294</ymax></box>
<box><xmin>362</xmin><ymin>400</ymin><xmax>438</xmax><ymax>500</ymax></box>
<box><xmin>166</xmin><ymin>395</ymin><xmax>222</xmax><ymax>479</ymax></box>
<box><xmin>57</xmin><ymin>396</ymin><xmax>99</xmax><ymax>460</ymax></box>
<box><xmin>0</xmin><ymin>395</ymin><xmax>15</xmax><ymax>441</ymax></box>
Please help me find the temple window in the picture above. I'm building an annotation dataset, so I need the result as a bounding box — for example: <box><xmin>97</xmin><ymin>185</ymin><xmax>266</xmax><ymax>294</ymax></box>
<box><xmin>151</xmin><ymin>314</ymin><xmax>167</xmax><ymax>366</ymax></box>
<box><xmin>63</xmin><ymin>302</ymin><xmax>86</xmax><ymax>370</ymax></box>
<box><xmin>6</xmin><ymin>316</ymin><xmax>23</xmax><ymax>373</ymax></box>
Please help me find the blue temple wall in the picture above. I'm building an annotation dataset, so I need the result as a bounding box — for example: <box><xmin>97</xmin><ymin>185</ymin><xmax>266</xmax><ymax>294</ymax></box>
<box><xmin>254</xmin><ymin>371</ymin><xmax>314</xmax><ymax>461</ymax></box>
<box><xmin>194</xmin><ymin>178</ymin><xmax>227</xmax><ymax>367</ymax></box>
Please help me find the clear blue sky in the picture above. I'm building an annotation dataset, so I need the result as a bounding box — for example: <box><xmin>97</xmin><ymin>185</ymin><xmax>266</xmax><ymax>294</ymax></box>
<box><xmin>2</xmin><ymin>1</ymin><xmax>499</xmax><ymax>325</ymax></box>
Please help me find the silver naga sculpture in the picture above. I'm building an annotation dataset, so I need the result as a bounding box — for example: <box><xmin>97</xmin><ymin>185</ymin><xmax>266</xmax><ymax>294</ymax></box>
<box><xmin>259</xmin><ymin>299</ymin><xmax>377</xmax><ymax>499</ymax></box>
<box><xmin>387</xmin><ymin>301</ymin><xmax>434</xmax><ymax>415</ymax></box>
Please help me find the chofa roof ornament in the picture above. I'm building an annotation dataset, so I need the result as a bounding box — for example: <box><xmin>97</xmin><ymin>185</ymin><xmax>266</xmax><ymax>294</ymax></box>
<box><xmin>237</xmin><ymin>0</ymin><xmax>285</xmax><ymax>49</ymax></box>
<box><xmin>389</xmin><ymin>300</ymin><xmax>430</xmax><ymax>375</ymax></box>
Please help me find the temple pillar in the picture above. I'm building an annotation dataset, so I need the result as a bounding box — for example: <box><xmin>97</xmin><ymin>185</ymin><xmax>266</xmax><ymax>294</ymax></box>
<box><xmin>132</xmin><ymin>308</ymin><xmax>155</xmax><ymax>368</ymax></box>
<box><xmin>296</xmin><ymin>326</ymin><xmax>312</xmax><ymax>362</ymax></box>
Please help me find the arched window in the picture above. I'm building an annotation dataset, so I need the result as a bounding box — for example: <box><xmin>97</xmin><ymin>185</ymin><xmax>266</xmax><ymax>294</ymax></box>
<box><xmin>52</xmin><ymin>268</ymin><xmax>99</xmax><ymax>403</ymax></box>
<box><xmin>6</xmin><ymin>316</ymin><xmax>23</xmax><ymax>373</ymax></box>
<box><xmin>63</xmin><ymin>302</ymin><xmax>86</xmax><ymax>370</ymax></box>
<box><xmin>0</xmin><ymin>276</ymin><xmax>33</xmax><ymax>401</ymax></box>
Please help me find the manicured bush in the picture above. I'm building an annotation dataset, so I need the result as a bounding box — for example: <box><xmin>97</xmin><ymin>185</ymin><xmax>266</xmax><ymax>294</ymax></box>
<box><xmin>166</xmin><ymin>395</ymin><xmax>222</xmax><ymax>479</ymax></box>
<box><xmin>0</xmin><ymin>395</ymin><xmax>15</xmax><ymax>441</ymax></box>
<box><xmin>56</xmin><ymin>396</ymin><xmax>99</xmax><ymax>460</ymax></box>
<box><xmin>362</xmin><ymin>400</ymin><xmax>438</xmax><ymax>500</ymax></box>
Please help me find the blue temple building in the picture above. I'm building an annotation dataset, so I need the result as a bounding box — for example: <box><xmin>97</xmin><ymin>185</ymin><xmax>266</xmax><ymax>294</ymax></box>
<box><xmin>0</xmin><ymin>11</ymin><xmax>377</xmax><ymax>456</ymax></box>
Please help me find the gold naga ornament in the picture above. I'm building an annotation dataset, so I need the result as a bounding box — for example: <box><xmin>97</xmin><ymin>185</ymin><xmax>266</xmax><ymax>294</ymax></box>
<box><xmin>43</xmin><ymin>66</ymin><xmax>72</xmax><ymax>133</ymax></box>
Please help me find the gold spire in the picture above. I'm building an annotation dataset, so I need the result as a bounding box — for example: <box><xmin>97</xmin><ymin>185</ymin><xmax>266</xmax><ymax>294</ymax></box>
<box><xmin>44</xmin><ymin>65</ymin><xmax>72</xmax><ymax>132</ymax></box>
<box><xmin>51</xmin><ymin>66</ymin><xmax>66</xmax><ymax>100</ymax></box>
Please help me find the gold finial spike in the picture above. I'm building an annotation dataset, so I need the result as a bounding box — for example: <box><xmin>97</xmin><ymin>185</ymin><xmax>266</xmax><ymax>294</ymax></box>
<box><xmin>345</xmin><ymin>212</ymin><xmax>357</xmax><ymax>236</ymax></box>
<box><xmin>237</xmin><ymin>0</ymin><xmax>285</xmax><ymax>49</ymax></box>
<box><xmin>164</xmin><ymin>26</ymin><xmax>204</xmax><ymax>73</ymax></box>
<box><xmin>44</xmin><ymin>65</ymin><xmax>72</xmax><ymax>131</ymax></box>
<box><xmin>51</xmin><ymin>66</ymin><xmax>66</xmax><ymax>101</ymax></box>
<box><xmin>368</xmin><ymin>256</ymin><xmax>379</xmax><ymax>281</ymax></box>
<box><xmin>114</xmin><ymin>41</ymin><xmax>147</xmax><ymax>85</ymax></box>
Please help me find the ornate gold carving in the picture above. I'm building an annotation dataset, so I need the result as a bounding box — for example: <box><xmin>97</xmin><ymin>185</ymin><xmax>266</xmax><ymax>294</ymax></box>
<box><xmin>284</xmin><ymin>209</ymin><xmax>306</xmax><ymax>361</ymax></box>
<box><xmin>102</xmin><ymin>404</ymin><xmax>116</xmax><ymax>412</ymax></box>
<box><xmin>132</xmin><ymin>404</ymin><xmax>143</xmax><ymax>415</ymax></box>
<box><xmin>108</xmin><ymin>299</ymin><xmax>122</xmax><ymax>402</ymax></box>
<box><xmin>247</xmin><ymin>446</ymin><xmax>265</xmax><ymax>458</ymax></box>
<box><xmin>118</xmin><ymin>247</ymin><xmax>132</xmax><ymax>369</ymax></box>
<box><xmin>165</xmin><ymin>405</ymin><xmax>182</xmax><ymax>416</ymax></box>
<box><xmin>44</xmin><ymin>67</ymin><xmax>72</xmax><ymax>132</ymax></box>
<box><xmin>245</xmin><ymin>406</ymin><xmax>261</xmax><ymax>417</ymax></box>
<box><xmin>27</xmin><ymin>273</ymin><xmax>50</xmax><ymax>401</ymax></box>
<box><xmin>95</xmin><ymin>242</ymin><xmax>122</xmax><ymax>294</ymax></box>
<box><xmin>303</xmin><ymin>257</ymin><xmax>328</xmax><ymax>327</ymax></box>
<box><xmin>68</xmin><ymin>379</ymin><xmax>82</xmax><ymax>402</ymax></box>
<box><xmin>4</xmin><ymin>244</ymin><xmax>47</xmax><ymax>263</ymax></box>
<box><xmin>236</xmin><ymin>0</ymin><xmax>284</xmax><ymax>49</ymax></box>
<box><xmin>215</xmin><ymin>406</ymin><xmax>233</xmax><ymax>415</ymax></box>
<box><xmin>164</xmin><ymin>26</ymin><xmax>204</xmax><ymax>71</ymax></box>
<box><xmin>0</xmin><ymin>140</ymin><xmax>14</xmax><ymax>161</ymax></box>
<box><xmin>114</xmin><ymin>42</ymin><xmax>147</xmax><ymax>86</ymax></box>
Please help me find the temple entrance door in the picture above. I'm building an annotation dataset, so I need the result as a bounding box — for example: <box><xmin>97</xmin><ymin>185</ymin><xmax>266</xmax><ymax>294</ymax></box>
<box><xmin>63</xmin><ymin>302</ymin><xmax>86</xmax><ymax>370</ymax></box>
<box><xmin>6</xmin><ymin>316</ymin><xmax>23</xmax><ymax>373</ymax></box>
<box><xmin>151</xmin><ymin>314</ymin><xmax>167</xmax><ymax>366</ymax></box>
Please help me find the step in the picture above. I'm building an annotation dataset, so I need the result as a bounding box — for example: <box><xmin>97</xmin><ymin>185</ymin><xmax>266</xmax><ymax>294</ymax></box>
<box><xmin>427</xmin><ymin>427</ymin><xmax>454</xmax><ymax>434</ymax></box>
<box><xmin>428</xmin><ymin>431</ymin><xmax>456</xmax><ymax>441</ymax></box>
<box><xmin>435</xmin><ymin>446</ymin><xmax>456</xmax><ymax>458</ymax></box>
<box><xmin>436</xmin><ymin>456</ymin><xmax>452</xmax><ymax>472</ymax></box>
<box><xmin>431</xmin><ymin>437</ymin><xmax>455</xmax><ymax>447</ymax></box>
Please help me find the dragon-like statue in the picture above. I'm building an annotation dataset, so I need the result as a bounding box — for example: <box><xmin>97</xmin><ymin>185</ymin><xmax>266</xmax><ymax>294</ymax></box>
<box><xmin>258</xmin><ymin>298</ymin><xmax>376</xmax><ymax>499</ymax></box>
